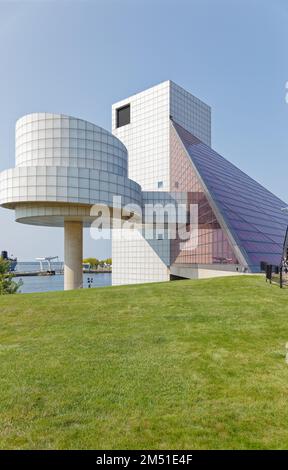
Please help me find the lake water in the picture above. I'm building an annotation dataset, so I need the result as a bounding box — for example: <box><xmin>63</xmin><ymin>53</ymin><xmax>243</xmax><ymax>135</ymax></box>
<box><xmin>13</xmin><ymin>262</ymin><xmax>112</xmax><ymax>294</ymax></box>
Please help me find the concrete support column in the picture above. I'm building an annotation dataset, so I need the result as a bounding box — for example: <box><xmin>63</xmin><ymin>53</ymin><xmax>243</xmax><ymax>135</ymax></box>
<box><xmin>64</xmin><ymin>221</ymin><xmax>83</xmax><ymax>290</ymax></box>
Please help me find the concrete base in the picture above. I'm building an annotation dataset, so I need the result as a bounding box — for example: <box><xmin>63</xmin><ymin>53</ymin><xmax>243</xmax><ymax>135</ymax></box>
<box><xmin>170</xmin><ymin>264</ymin><xmax>248</xmax><ymax>280</ymax></box>
<box><xmin>64</xmin><ymin>221</ymin><xmax>83</xmax><ymax>290</ymax></box>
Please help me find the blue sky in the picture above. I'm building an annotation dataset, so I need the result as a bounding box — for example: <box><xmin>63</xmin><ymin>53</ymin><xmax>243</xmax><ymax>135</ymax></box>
<box><xmin>0</xmin><ymin>0</ymin><xmax>287</xmax><ymax>260</ymax></box>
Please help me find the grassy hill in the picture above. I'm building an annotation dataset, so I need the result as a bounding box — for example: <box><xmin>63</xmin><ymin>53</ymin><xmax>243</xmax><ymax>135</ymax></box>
<box><xmin>0</xmin><ymin>275</ymin><xmax>288</xmax><ymax>450</ymax></box>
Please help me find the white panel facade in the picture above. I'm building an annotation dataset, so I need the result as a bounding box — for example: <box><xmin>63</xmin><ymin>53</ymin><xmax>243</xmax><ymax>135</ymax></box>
<box><xmin>112</xmin><ymin>229</ymin><xmax>170</xmax><ymax>285</ymax></box>
<box><xmin>170</xmin><ymin>81</ymin><xmax>211</xmax><ymax>146</ymax></box>
<box><xmin>112</xmin><ymin>81</ymin><xmax>170</xmax><ymax>192</ymax></box>
<box><xmin>112</xmin><ymin>80</ymin><xmax>211</xmax><ymax>194</ymax></box>
<box><xmin>16</xmin><ymin>113</ymin><xmax>128</xmax><ymax>174</ymax></box>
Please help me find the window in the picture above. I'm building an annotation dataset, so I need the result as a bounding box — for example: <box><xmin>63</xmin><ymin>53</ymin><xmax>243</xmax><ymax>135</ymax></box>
<box><xmin>157</xmin><ymin>181</ymin><xmax>163</xmax><ymax>189</ymax></box>
<box><xmin>116</xmin><ymin>104</ymin><xmax>130</xmax><ymax>128</ymax></box>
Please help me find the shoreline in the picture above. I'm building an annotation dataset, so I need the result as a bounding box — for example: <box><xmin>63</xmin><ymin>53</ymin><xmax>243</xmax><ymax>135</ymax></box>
<box><xmin>12</xmin><ymin>269</ymin><xmax>112</xmax><ymax>278</ymax></box>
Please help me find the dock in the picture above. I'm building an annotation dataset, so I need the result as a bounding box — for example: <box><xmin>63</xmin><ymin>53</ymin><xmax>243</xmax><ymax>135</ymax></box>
<box><xmin>12</xmin><ymin>271</ymin><xmax>59</xmax><ymax>277</ymax></box>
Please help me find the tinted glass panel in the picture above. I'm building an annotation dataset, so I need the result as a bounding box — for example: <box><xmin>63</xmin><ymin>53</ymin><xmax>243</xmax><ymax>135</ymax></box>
<box><xmin>170</xmin><ymin>125</ymin><xmax>239</xmax><ymax>266</ymax></box>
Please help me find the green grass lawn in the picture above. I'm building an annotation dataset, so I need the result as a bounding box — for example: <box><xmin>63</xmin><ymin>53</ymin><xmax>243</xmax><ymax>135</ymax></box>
<box><xmin>0</xmin><ymin>275</ymin><xmax>288</xmax><ymax>450</ymax></box>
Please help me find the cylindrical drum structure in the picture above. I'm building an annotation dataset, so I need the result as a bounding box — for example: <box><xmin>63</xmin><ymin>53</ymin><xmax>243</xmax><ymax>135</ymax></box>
<box><xmin>0</xmin><ymin>113</ymin><xmax>143</xmax><ymax>289</ymax></box>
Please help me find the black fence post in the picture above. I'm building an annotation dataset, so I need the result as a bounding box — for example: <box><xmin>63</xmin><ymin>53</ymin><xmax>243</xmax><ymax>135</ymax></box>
<box><xmin>270</xmin><ymin>265</ymin><xmax>272</xmax><ymax>284</ymax></box>
<box><xmin>265</xmin><ymin>265</ymin><xmax>272</xmax><ymax>284</ymax></box>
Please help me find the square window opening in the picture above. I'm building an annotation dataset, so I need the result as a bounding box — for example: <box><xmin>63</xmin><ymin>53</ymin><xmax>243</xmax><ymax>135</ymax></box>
<box><xmin>116</xmin><ymin>104</ymin><xmax>130</xmax><ymax>128</ymax></box>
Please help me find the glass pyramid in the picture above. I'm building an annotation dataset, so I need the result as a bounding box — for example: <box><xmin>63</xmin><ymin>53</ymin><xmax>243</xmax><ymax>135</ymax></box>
<box><xmin>173</xmin><ymin>121</ymin><xmax>288</xmax><ymax>271</ymax></box>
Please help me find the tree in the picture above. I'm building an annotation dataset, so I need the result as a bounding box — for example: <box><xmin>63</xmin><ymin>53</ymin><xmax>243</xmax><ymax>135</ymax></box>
<box><xmin>0</xmin><ymin>259</ymin><xmax>22</xmax><ymax>295</ymax></box>
<box><xmin>83</xmin><ymin>258</ymin><xmax>99</xmax><ymax>268</ymax></box>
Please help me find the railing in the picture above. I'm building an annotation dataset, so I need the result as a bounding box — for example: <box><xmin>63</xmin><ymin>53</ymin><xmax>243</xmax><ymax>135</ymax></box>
<box><xmin>265</xmin><ymin>264</ymin><xmax>288</xmax><ymax>288</ymax></box>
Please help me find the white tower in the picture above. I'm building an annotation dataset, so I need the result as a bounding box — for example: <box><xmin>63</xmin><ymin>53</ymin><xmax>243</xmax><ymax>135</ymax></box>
<box><xmin>111</xmin><ymin>81</ymin><xmax>212</xmax><ymax>285</ymax></box>
<box><xmin>112</xmin><ymin>80</ymin><xmax>211</xmax><ymax>191</ymax></box>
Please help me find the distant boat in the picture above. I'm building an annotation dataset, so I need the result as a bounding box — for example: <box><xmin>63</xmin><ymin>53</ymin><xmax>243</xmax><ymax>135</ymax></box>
<box><xmin>1</xmin><ymin>251</ymin><xmax>17</xmax><ymax>272</ymax></box>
